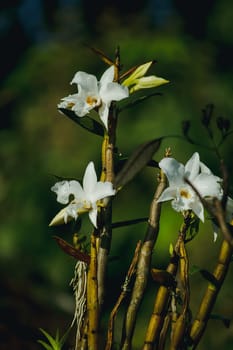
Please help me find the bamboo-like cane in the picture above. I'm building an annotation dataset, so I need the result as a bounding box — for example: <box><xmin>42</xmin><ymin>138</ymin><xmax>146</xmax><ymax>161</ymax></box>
<box><xmin>189</xmin><ymin>198</ymin><xmax>233</xmax><ymax>348</ymax></box>
<box><xmin>121</xmin><ymin>171</ymin><xmax>167</xmax><ymax>350</ymax></box>
<box><xmin>170</xmin><ymin>240</ymin><xmax>190</xmax><ymax>350</ymax></box>
<box><xmin>97</xmin><ymin>50</ymin><xmax>120</xmax><ymax>310</ymax></box>
<box><xmin>142</xmin><ymin>213</ymin><xmax>193</xmax><ymax>350</ymax></box>
<box><xmin>87</xmin><ymin>233</ymin><xmax>99</xmax><ymax>350</ymax></box>
<box><xmin>189</xmin><ymin>238</ymin><xmax>232</xmax><ymax>348</ymax></box>
<box><xmin>105</xmin><ymin>241</ymin><xmax>142</xmax><ymax>350</ymax></box>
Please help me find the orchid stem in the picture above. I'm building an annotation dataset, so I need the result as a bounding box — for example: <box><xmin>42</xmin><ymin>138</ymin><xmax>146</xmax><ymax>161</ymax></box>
<box><xmin>121</xmin><ymin>170</ymin><xmax>167</xmax><ymax>350</ymax></box>
<box><xmin>142</xmin><ymin>213</ymin><xmax>192</xmax><ymax>350</ymax></box>
<box><xmin>87</xmin><ymin>233</ymin><xmax>99</xmax><ymax>350</ymax></box>
<box><xmin>189</xmin><ymin>238</ymin><xmax>232</xmax><ymax>349</ymax></box>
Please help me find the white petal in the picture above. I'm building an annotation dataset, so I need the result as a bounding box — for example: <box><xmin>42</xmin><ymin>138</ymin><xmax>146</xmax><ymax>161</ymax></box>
<box><xmin>69</xmin><ymin>180</ymin><xmax>86</xmax><ymax>201</ymax></box>
<box><xmin>100</xmin><ymin>82</ymin><xmax>129</xmax><ymax>103</ymax></box>
<box><xmin>98</xmin><ymin>102</ymin><xmax>109</xmax><ymax>129</ymax></box>
<box><xmin>200</xmin><ymin>161</ymin><xmax>212</xmax><ymax>175</ymax></box>
<box><xmin>51</xmin><ymin>181</ymin><xmax>70</xmax><ymax>204</ymax></box>
<box><xmin>189</xmin><ymin>199</ymin><xmax>204</xmax><ymax>222</ymax></box>
<box><xmin>185</xmin><ymin>153</ymin><xmax>200</xmax><ymax>181</ymax></box>
<box><xmin>71</xmin><ymin>71</ymin><xmax>98</xmax><ymax>94</ymax></box>
<box><xmin>83</xmin><ymin>162</ymin><xmax>97</xmax><ymax>197</ymax></box>
<box><xmin>72</xmin><ymin>98</ymin><xmax>93</xmax><ymax>117</ymax></box>
<box><xmin>91</xmin><ymin>181</ymin><xmax>116</xmax><ymax>203</ymax></box>
<box><xmin>193</xmin><ymin>173</ymin><xmax>222</xmax><ymax>198</ymax></box>
<box><xmin>159</xmin><ymin>158</ymin><xmax>185</xmax><ymax>186</ymax></box>
<box><xmin>65</xmin><ymin>203</ymin><xmax>81</xmax><ymax>222</ymax></box>
<box><xmin>58</xmin><ymin>93</ymin><xmax>79</xmax><ymax>109</ymax></box>
<box><xmin>157</xmin><ymin>186</ymin><xmax>177</xmax><ymax>203</ymax></box>
<box><xmin>89</xmin><ymin>207</ymin><xmax>98</xmax><ymax>228</ymax></box>
<box><xmin>100</xmin><ymin>66</ymin><xmax>114</xmax><ymax>85</ymax></box>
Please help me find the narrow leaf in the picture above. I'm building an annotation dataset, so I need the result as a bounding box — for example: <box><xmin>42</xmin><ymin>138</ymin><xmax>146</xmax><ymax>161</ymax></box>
<box><xmin>37</xmin><ymin>340</ymin><xmax>54</xmax><ymax>350</ymax></box>
<box><xmin>112</xmin><ymin>217</ymin><xmax>148</xmax><ymax>229</ymax></box>
<box><xmin>58</xmin><ymin>108</ymin><xmax>104</xmax><ymax>137</ymax></box>
<box><xmin>38</xmin><ymin>328</ymin><xmax>59</xmax><ymax>350</ymax></box>
<box><xmin>115</xmin><ymin>137</ymin><xmax>162</xmax><ymax>189</ymax></box>
<box><xmin>53</xmin><ymin>236</ymin><xmax>90</xmax><ymax>264</ymax></box>
<box><xmin>119</xmin><ymin>92</ymin><xmax>162</xmax><ymax>112</ymax></box>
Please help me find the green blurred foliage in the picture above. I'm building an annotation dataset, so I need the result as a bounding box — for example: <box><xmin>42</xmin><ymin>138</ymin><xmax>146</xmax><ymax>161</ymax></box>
<box><xmin>0</xmin><ymin>2</ymin><xmax>233</xmax><ymax>349</ymax></box>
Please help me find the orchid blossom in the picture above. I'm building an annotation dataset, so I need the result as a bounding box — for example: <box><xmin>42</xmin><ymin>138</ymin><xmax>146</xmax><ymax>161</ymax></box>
<box><xmin>157</xmin><ymin>152</ymin><xmax>223</xmax><ymax>222</ymax></box>
<box><xmin>58</xmin><ymin>65</ymin><xmax>129</xmax><ymax>129</ymax></box>
<box><xmin>50</xmin><ymin>162</ymin><xmax>116</xmax><ymax>227</ymax></box>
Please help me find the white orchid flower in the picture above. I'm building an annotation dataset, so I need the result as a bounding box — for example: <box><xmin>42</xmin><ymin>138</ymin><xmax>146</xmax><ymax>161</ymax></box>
<box><xmin>157</xmin><ymin>152</ymin><xmax>222</xmax><ymax>222</ymax></box>
<box><xmin>50</xmin><ymin>162</ymin><xmax>116</xmax><ymax>227</ymax></box>
<box><xmin>58</xmin><ymin>66</ymin><xmax>129</xmax><ymax>129</ymax></box>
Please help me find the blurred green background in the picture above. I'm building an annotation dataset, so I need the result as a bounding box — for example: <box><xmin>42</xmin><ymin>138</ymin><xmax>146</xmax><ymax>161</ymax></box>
<box><xmin>0</xmin><ymin>0</ymin><xmax>233</xmax><ymax>349</ymax></box>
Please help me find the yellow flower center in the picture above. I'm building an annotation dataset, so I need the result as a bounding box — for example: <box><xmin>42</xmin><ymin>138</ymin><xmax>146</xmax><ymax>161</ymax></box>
<box><xmin>86</xmin><ymin>96</ymin><xmax>99</xmax><ymax>106</ymax></box>
<box><xmin>180</xmin><ymin>189</ymin><xmax>191</xmax><ymax>199</ymax></box>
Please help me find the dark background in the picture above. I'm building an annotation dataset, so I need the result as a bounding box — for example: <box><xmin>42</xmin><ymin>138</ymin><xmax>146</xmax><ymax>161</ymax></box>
<box><xmin>0</xmin><ymin>0</ymin><xmax>233</xmax><ymax>349</ymax></box>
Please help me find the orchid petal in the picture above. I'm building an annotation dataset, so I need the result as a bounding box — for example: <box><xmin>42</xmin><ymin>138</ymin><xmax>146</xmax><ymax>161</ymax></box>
<box><xmin>51</xmin><ymin>181</ymin><xmax>70</xmax><ymax>204</ymax></box>
<box><xmin>200</xmin><ymin>161</ymin><xmax>212</xmax><ymax>175</ymax></box>
<box><xmin>71</xmin><ymin>71</ymin><xmax>98</xmax><ymax>94</ymax></box>
<box><xmin>157</xmin><ymin>187</ymin><xmax>177</xmax><ymax>203</ymax></box>
<box><xmin>83</xmin><ymin>162</ymin><xmax>97</xmax><ymax>197</ymax></box>
<box><xmin>69</xmin><ymin>180</ymin><xmax>86</xmax><ymax>200</ymax></box>
<box><xmin>194</xmin><ymin>173</ymin><xmax>222</xmax><ymax>198</ymax></box>
<box><xmin>189</xmin><ymin>200</ymin><xmax>204</xmax><ymax>222</ymax></box>
<box><xmin>90</xmin><ymin>182</ymin><xmax>116</xmax><ymax>203</ymax></box>
<box><xmin>159</xmin><ymin>158</ymin><xmax>185</xmax><ymax>186</ymax></box>
<box><xmin>98</xmin><ymin>103</ymin><xmax>109</xmax><ymax>129</ymax></box>
<box><xmin>100</xmin><ymin>82</ymin><xmax>129</xmax><ymax>103</ymax></box>
<box><xmin>100</xmin><ymin>66</ymin><xmax>115</xmax><ymax>85</ymax></box>
<box><xmin>89</xmin><ymin>207</ymin><xmax>98</xmax><ymax>228</ymax></box>
<box><xmin>185</xmin><ymin>152</ymin><xmax>200</xmax><ymax>181</ymax></box>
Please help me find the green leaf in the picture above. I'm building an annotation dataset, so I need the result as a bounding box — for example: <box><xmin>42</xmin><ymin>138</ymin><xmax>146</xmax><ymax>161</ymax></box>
<box><xmin>115</xmin><ymin>137</ymin><xmax>162</xmax><ymax>189</ymax></box>
<box><xmin>112</xmin><ymin>217</ymin><xmax>148</xmax><ymax>229</ymax></box>
<box><xmin>38</xmin><ymin>340</ymin><xmax>54</xmax><ymax>350</ymax></box>
<box><xmin>58</xmin><ymin>108</ymin><xmax>104</xmax><ymax>137</ymax></box>
<box><xmin>119</xmin><ymin>91</ymin><xmax>162</xmax><ymax>112</ymax></box>
<box><xmin>115</xmin><ymin>157</ymin><xmax>158</xmax><ymax>174</ymax></box>
<box><xmin>38</xmin><ymin>328</ymin><xmax>61</xmax><ymax>350</ymax></box>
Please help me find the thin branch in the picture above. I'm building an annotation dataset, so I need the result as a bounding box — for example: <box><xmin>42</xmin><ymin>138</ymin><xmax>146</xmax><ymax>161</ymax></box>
<box><xmin>105</xmin><ymin>241</ymin><xmax>142</xmax><ymax>350</ymax></box>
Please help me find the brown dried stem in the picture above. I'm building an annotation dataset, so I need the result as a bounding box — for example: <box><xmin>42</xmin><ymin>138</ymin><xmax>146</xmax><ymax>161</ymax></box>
<box><xmin>142</xmin><ymin>213</ymin><xmax>193</xmax><ymax>350</ymax></box>
<box><xmin>121</xmin><ymin>170</ymin><xmax>167</xmax><ymax>350</ymax></box>
<box><xmin>189</xmin><ymin>201</ymin><xmax>233</xmax><ymax>348</ymax></box>
<box><xmin>105</xmin><ymin>241</ymin><xmax>142</xmax><ymax>350</ymax></box>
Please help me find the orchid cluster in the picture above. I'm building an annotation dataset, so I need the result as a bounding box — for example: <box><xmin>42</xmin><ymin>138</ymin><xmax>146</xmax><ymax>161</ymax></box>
<box><xmin>46</xmin><ymin>50</ymin><xmax>233</xmax><ymax>350</ymax></box>
<box><xmin>158</xmin><ymin>152</ymin><xmax>233</xmax><ymax>221</ymax></box>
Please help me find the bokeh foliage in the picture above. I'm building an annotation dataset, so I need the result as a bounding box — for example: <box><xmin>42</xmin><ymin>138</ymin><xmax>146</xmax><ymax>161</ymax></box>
<box><xmin>0</xmin><ymin>1</ymin><xmax>232</xmax><ymax>349</ymax></box>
